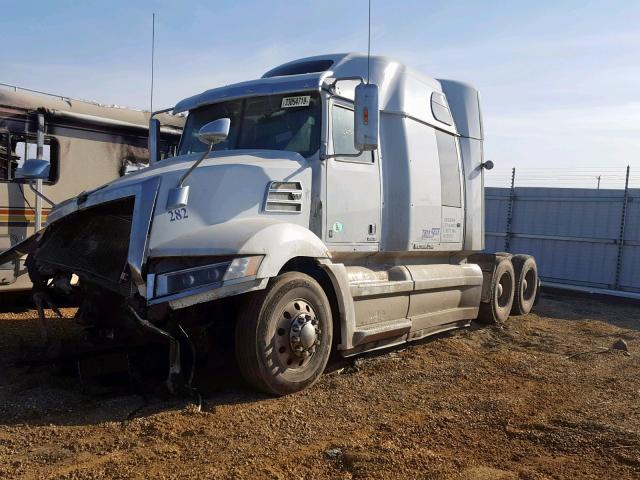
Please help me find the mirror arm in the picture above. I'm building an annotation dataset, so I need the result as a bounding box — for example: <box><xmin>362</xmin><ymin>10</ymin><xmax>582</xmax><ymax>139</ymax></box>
<box><xmin>320</xmin><ymin>150</ymin><xmax>365</xmax><ymax>161</ymax></box>
<box><xmin>323</xmin><ymin>76</ymin><xmax>366</xmax><ymax>98</ymax></box>
<box><xmin>27</xmin><ymin>181</ymin><xmax>55</xmax><ymax>207</ymax></box>
<box><xmin>327</xmin><ymin>76</ymin><xmax>365</xmax><ymax>88</ymax></box>
<box><xmin>176</xmin><ymin>141</ymin><xmax>213</xmax><ymax>188</ymax></box>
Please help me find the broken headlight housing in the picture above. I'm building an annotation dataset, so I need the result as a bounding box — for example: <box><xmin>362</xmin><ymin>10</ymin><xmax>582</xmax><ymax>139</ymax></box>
<box><xmin>154</xmin><ymin>256</ymin><xmax>262</xmax><ymax>298</ymax></box>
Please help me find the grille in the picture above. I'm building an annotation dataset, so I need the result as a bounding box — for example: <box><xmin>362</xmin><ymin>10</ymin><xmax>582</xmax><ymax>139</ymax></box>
<box><xmin>36</xmin><ymin>199</ymin><xmax>134</xmax><ymax>288</ymax></box>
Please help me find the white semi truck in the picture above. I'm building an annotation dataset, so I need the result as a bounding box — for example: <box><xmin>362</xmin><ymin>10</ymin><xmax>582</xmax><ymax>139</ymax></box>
<box><xmin>4</xmin><ymin>53</ymin><xmax>539</xmax><ymax>395</ymax></box>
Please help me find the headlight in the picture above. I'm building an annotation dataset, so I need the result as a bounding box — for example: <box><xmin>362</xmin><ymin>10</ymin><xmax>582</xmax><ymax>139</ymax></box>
<box><xmin>223</xmin><ymin>255</ymin><xmax>263</xmax><ymax>281</ymax></box>
<box><xmin>154</xmin><ymin>256</ymin><xmax>262</xmax><ymax>297</ymax></box>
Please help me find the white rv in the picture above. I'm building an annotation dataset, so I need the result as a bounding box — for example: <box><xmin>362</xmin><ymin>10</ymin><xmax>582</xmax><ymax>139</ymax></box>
<box><xmin>0</xmin><ymin>86</ymin><xmax>183</xmax><ymax>290</ymax></box>
<box><xmin>5</xmin><ymin>54</ymin><xmax>539</xmax><ymax>395</ymax></box>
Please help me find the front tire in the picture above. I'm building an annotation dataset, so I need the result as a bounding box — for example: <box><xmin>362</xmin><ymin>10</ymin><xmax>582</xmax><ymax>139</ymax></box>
<box><xmin>235</xmin><ymin>272</ymin><xmax>333</xmax><ymax>396</ymax></box>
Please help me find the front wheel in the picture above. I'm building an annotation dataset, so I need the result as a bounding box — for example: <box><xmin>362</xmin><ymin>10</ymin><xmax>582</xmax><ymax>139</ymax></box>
<box><xmin>235</xmin><ymin>272</ymin><xmax>333</xmax><ymax>396</ymax></box>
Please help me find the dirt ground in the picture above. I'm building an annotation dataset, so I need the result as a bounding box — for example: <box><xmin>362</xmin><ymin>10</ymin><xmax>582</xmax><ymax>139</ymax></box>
<box><xmin>0</xmin><ymin>292</ymin><xmax>639</xmax><ymax>479</ymax></box>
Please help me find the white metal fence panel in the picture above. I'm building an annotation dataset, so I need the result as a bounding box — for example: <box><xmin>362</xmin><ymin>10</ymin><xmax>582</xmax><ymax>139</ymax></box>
<box><xmin>485</xmin><ymin>187</ymin><xmax>640</xmax><ymax>294</ymax></box>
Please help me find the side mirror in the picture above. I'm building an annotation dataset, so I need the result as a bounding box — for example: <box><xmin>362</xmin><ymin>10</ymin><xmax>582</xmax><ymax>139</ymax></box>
<box><xmin>166</xmin><ymin>117</ymin><xmax>232</xmax><ymax>211</ymax></box>
<box><xmin>148</xmin><ymin>118</ymin><xmax>161</xmax><ymax>165</ymax></box>
<box><xmin>354</xmin><ymin>83</ymin><xmax>379</xmax><ymax>151</ymax></box>
<box><xmin>16</xmin><ymin>159</ymin><xmax>50</xmax><ymax>181</ymax></box>
<box><xmin>197</xmin><ymin>118</ymin><xmax>231</xmax><ymax>146</ymax></box>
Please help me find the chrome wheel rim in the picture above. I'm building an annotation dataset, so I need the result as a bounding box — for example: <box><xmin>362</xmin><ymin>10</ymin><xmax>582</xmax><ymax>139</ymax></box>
<box><xmin>274</xmin><ymin>299</ymin><xmax>322</xmax><ymax>369</ymax></box>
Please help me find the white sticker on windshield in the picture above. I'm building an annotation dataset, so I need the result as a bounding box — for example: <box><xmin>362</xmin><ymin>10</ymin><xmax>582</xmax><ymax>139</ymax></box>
<box><xmin>281</xmin><ymin>96</ymin><xmax>310</xmax><ymax>108</ymax></box>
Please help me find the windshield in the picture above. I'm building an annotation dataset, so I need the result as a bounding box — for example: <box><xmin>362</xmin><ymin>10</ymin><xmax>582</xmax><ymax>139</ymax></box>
<box><xmin>178</xmin><ymin>91</ymin><xmax>321</xmax><ymax>158</ymax></box>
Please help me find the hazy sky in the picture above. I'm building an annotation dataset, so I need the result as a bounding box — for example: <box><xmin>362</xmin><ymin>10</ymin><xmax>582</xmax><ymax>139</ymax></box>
<box><xmin>3</xmin><ymin>0</ymin><xmax>640</xmax><ymax>188</ymax></box>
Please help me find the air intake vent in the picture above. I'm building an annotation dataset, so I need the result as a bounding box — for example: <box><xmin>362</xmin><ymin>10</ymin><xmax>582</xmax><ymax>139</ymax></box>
<box><xmin>264</xmin><ymin>181</ymin><xmax>303</xmax><ymax>213</ymax></box>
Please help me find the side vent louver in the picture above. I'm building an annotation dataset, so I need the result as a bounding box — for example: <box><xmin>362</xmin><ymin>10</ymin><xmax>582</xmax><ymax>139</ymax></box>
<box><xmin>264</xmin><ymin>181</ymin><xmax>303</xmax><ymax>213</ymax></box>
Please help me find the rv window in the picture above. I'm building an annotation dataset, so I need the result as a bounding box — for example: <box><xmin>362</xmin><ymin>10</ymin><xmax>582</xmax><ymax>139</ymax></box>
<box><xmin>14</xmin><ymin>142</ymin><xmax>51</xmax><ymax>168</ymax></box>
<box><xmin>0</xmin><ymin>132</ymin><xmax>19</xmax><ymax>181</ymax></box>
<box><xmin>435</xmin><ymin>130</ymin><xmax>461</xmax><ymax>207</ymax></box>
<box><xmin>0</xmin><ymin>133</ymin><xmax>59</xmax><ymax>184</ymax></box>
<box><xmin>331</xmin><ymin>106</ymin><xmax>372</xmax><ymax>164</ymax></box>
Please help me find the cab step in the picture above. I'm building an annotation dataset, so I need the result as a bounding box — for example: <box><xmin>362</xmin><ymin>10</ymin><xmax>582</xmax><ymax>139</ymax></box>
<box><xmin>352</xmin><ymin>318</ymin><xmax>412</xmax><ymax>346</ymax></box>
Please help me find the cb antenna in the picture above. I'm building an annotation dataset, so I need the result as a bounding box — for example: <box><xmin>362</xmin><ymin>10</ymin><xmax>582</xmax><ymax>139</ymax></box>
<box><xmin>367</xmin><ymin>0</ymin><xmax>371</xmax><ymax>84</ymax></box>
<box><xmin>150</xmin><ymin>13</ymin><xmax>155</xmax><ymax>112</ymax></box>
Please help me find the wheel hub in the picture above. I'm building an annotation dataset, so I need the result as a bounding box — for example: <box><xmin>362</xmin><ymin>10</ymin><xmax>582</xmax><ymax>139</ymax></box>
<box><xmin>289</xmin><ymin>313</ymin><xmax>321</xmax><ymax>358</ymax></box>
<box><xmin>274</xmin><ymin>299</ymin><xmax>322</xmax><ymax>368</ymax></box>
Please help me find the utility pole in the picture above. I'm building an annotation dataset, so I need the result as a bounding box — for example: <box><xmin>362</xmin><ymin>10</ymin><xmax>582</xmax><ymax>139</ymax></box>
<box><xmin>596</xmin><ymin>175</ymin><xmax>601</xmax><ymax>190</ymax></box>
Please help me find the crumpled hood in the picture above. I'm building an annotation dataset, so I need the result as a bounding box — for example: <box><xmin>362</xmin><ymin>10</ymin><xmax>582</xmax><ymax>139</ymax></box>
<box><xmin>46</xmin><ymin>149</ymin><xmax>313</xmax><ymax>258</ymax></box>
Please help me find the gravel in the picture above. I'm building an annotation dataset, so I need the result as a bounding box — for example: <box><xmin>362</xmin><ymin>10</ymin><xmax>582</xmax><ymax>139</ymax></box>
<box><xmin>0</xmin><ymin>293</ymin><xmax>639</xmax><ymax>479</ymax></box>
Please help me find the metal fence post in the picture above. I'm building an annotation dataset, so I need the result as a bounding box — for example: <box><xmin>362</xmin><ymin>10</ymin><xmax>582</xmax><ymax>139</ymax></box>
<box><xmin>504</xmin><ymin>167</ymin><xmax>516</xmax><ymax>252</ymax></box>
<box><xmin>614</xmin><ymin>165</ymin><xmax>630</xmax><ymax>290</ymax></box>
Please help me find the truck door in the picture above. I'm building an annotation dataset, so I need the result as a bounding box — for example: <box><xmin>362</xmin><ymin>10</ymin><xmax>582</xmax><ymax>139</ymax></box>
<box><xmin>326</xmin><ymin>103</ymin><xmax>381</xmax><ymax>246</ymax></box>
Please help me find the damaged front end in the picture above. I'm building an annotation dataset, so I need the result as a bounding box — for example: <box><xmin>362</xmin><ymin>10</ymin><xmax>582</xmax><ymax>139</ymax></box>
<box><xmin>25</xmin><ymin>178</ymin><xmax>193</xmax><ymax>393</ymax></box>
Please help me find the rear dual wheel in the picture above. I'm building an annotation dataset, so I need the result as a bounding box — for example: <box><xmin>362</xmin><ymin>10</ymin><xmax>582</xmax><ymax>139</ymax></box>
<box><xmin>478</xmin><ymin>258</ymin><xmax>515</xmax><ymax>324</ymax></box>
<box><xmin>478</xmin><ymin>255</ymin><xmax>539</xmax><ymax>324</ymax></box>
<box><xmin>235</xmin><ymin>272</ymin><xmax>333</xmax><ymax>396</ymax></box>
<box><xmin>511</xmin><ymin>254</ymin><xmax>538</xmax><ymax>315</ymax></box>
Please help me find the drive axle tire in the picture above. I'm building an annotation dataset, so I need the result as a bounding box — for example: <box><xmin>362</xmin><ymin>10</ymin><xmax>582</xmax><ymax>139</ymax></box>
<box><xmin>478</xmin><ymin>258</ymin><xmax>515</xmax><ymax>324</ymax></box>
<box><xmin>511</xmin><ymin>255</ymin><xmax>538</xmax><ymax>315</ymax></box>
<box><xmin>235</xmin><ymin>272</ymin><xmax>333</xmax><ymax>396</ymax></box>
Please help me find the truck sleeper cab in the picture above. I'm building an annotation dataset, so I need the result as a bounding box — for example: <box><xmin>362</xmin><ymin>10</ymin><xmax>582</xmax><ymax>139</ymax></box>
<box><xmin>17</xmin><ymin>53</ymin><xmax>539</xmax><ymax>396</ymax></box>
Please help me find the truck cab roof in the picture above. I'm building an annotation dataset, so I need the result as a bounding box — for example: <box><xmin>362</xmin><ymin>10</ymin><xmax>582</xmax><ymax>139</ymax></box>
<box><xmin>173</xmin><ymin>53</ymin><xmax>463</xmax><ymax>137</ymax></box>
